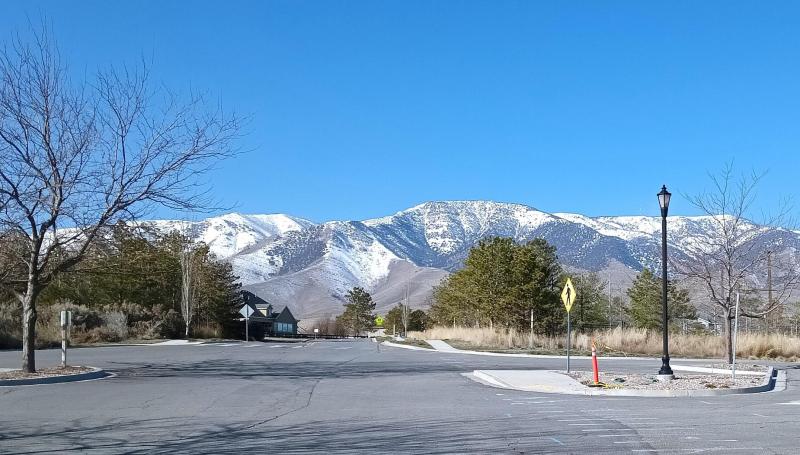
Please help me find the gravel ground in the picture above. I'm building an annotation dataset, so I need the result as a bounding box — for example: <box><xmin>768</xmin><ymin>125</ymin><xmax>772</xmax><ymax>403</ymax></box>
<box><xmin>568</xmin><ymin>370</ymin><xmax>765</xmax><ymax>390</ymax></box>
<box><xmin>0</xmin><ymin>365</ymin><xmax>92</xmax><ymax>380</ymax></box>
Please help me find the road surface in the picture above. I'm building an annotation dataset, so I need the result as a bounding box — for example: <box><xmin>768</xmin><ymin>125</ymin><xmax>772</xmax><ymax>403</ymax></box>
<box><xmin>1</xmin><ymin>340</ymin><xmax>798</xmax><ymax>454</ymax></box>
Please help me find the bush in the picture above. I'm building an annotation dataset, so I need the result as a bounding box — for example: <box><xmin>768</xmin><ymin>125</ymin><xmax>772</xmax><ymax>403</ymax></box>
<box><xmin>250</xmin><ymin>320</ymin><xmax>267</xmax><ymax>340</ymax></box>
<box><xmin>102</xmin><ymin>311</ymin><xmax>129</xmax><ymax>340</ymax></box>
<box><xmin>191</xmin><ymin>325</ymin><xmax>219</xmax><ymax>339</ymax></box>
<box><xmin>0</xmin><ymin>300</ymin><xmax>21</xmax><ymax>349</ymax></box>
<box><xmin>148</xmin><ymin>309</ymin><xmax>184</xmax><ymax>339</ymax></box>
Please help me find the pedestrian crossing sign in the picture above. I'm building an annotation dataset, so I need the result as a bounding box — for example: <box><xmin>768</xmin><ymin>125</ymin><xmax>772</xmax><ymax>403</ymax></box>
<box><xmin>561</xmin><ymin>278</ymin><xmax>577</xmax><ymax>313</ymax></box>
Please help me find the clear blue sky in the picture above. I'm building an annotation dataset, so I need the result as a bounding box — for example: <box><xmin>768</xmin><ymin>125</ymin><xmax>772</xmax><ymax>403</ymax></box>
<box><xmin>4</xmin><ymin>1</ymin><xmax>800</xmax><ymax>222</ymax></box>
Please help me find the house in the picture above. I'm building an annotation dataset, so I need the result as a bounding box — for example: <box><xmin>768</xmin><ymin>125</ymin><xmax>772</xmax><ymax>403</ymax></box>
<box><xmin>241</xmin><ymin>290</ymin><xmax>300</xmax><ymax>336</ymax></box>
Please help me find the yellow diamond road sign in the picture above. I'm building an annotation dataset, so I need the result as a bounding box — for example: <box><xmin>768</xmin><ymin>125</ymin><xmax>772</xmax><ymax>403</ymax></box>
<box><xmin>375</xmin><ymin>316</ymin><xmax>385</xmax><ymax>327</ymax></box>
<box><xmin>561</xmin><ymin>278</ymin><xmax>577</xmax><ymax>313</ymax></box>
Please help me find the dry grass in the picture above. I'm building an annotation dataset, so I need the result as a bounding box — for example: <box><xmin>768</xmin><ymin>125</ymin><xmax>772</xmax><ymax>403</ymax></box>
<box><xmin>408</xmin><ymin>326</ymin><xmax>800</xmax><ymax>360</ymax></box>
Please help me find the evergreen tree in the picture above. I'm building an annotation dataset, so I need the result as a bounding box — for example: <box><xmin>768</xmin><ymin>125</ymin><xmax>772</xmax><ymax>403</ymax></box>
<box><xmin>430</xmin><ymin>237</ymin><xmax>563</xmax><ymax>333</ymax></box>
<box><xmin>408</xmin><ymin>309</ymin><xmax>429</xmax><ymax>332</ymax></box>
<box><xmin>571</xmin><ymin>273</ymin><xmax>611</xmax><ymax>331</ymax></box>
<box><xmin>384</xmin><ymin>305</ymin><xmax>403</xmax><ymax>335</ymax></box>
<box><xmin>337</xmin><ymin>287</ymin><xmax>376</xmax><ymax>335</ymax></box>
<box><xmin>627</xmin><ymin>269</ymin><xmax>696</xmax><ymax>330</ymax></box>
<box><xmin>384</xmin><ymin>305</ymin><xmax>429</xmax><ymax>334</ymax></box>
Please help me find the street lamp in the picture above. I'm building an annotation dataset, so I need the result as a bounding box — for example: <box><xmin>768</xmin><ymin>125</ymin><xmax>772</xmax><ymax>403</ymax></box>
<box><xmin>657</xmin><ymin>185</ymin><xmax>674</xmax><ymax>380</ymax></box>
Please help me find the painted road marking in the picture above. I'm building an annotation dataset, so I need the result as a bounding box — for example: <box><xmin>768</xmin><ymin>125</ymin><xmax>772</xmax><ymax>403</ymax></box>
<box><xmin>632</xmin><ymin>449</ymin><xmax>762</xmax><ymax>453</ymax></box>
<box><xmin>550</xmin><ymin>437</ymin><xmax>564</xmax><ymax>446</ymax></box>
<box><xmin>625</xmin><ymin>422</ymin><xmax>676</xmax><ymax>426</ymax></box>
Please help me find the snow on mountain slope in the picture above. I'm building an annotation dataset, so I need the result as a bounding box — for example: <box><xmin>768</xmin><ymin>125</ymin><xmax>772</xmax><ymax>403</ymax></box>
<box><xmin>557</xmin><ymin>213</ymin><xmax>768</xmax><ymax>256</ymax></box>
<box><xmin>365</xmin><ymin>201</ymin><xmax>560</xmax><ymax>268</ymax></box>
<box><xmin>146</xmin><ymin>213</ymin><xmax>314</xmax><ymax>260</ymax></box>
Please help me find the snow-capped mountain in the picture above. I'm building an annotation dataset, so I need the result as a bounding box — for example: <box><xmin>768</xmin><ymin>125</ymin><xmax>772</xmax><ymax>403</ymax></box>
<box><xmin>143</xmin><ymin>201</ymin><xmax>800</xmax><ymax>321</ymax></box>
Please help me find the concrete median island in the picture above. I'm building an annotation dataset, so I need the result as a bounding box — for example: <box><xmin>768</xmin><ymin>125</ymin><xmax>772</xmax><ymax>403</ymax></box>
<box><xmin>468</xmin><ymin>366</ymin><xmax>783</xmax><ymax>397</ymax></box>
<box><xmin>0</xmin><ymin>366</ymin><xmax>108</xmax><ymax>387</ymax></box>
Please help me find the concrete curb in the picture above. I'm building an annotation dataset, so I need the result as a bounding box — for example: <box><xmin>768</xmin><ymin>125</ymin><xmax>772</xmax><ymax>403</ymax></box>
<box><xmin>671</xmin><ymin>364</ymin><xmax>764</xmax><ymax>376</ymax></box>
<box><xmin>0</xmin><ymin>367</ymin><xmax>109</xmax><ymax>387</ymax></box>
<box><xmin>470</xmin><ymin>367</ymin><xmax>780</xmax><ymax>397</ymax></box>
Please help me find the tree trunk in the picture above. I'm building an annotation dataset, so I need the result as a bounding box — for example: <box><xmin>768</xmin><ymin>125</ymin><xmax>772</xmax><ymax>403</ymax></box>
<box><xmin>724</xmin><ymin>308</ymin><xmax>733</xmax><ymax>365</ymax></box>
<box><xmin>21</xmin><ymin>291</ymin><xmax>37</xmax><ymax>373</ymax></box>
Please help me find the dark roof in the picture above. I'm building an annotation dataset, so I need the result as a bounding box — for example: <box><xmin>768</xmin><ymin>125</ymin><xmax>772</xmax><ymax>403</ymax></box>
<box><xmin>274</xmin><ymin>306</ymin><xmax>299</xmax><ymax>323</ymax></box>
<box><xmin>241</xmin><ymin>290</ymin><xmax>270</xmax><ymax>307</ymax></box>
<box><xmin>240</xmin><ymin>290</ymin><xmax>299</xmax><ymax>323</ymax></box>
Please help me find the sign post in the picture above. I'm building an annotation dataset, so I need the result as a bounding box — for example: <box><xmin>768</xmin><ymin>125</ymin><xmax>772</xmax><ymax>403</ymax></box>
<box><xmin>239</xmin><ymin>305</ymin><xmax>253</xmax><ymax>341</ymax></box>
<box><xmin>60</xmin><ymin>310</ymin><xmax>71</xmax><ymax>368</ymax></box>
<box><xmin>561</xmin><ymin>278</ymin><xmax>577</xmax><ymax>373</ymax></box>
<box><xmin>732</xmin><ymin>292</ymin><xmax>741</xmax><ymax>379</ymax></box>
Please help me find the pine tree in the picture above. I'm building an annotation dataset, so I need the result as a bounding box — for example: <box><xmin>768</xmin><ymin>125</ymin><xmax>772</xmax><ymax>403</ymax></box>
<box><xmin>571</xmin><ymin>273</ymin><xmax>611</xmax><ymax>331</ymax></box>
<box><xmin>337</xmin><ymin>287</ymin><xmax>376</xmax><ymax>335</ymax></box>
<box><xmin>430</xmin><ymin>237</ymin><xmax>563</xmax><ymax>333</ymax></box>
<box><xmin>627</xmin><ymin>269</ymin><xmax>695</xmax><ymax>330</ymax></box>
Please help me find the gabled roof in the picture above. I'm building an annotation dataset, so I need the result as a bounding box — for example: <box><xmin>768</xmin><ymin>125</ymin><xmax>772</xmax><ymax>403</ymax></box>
<box><xmin>240</xmin><ymin>290</ymin><xmax>299</xmax><ymax>323</ymax></box>
<box><xmin>241</xmin><ymin>290</ymin><xmax>270</xmax><ymax>307</ymax></box>
<box><xmin>273</xmin><ymin>306</ymin><xmax>299</xmax><ymax>323</ymax></box>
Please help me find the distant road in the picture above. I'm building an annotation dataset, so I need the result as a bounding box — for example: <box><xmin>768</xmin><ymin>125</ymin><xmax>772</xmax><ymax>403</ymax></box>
<box><xmin>0</xmin><ymin>341</ymin><xmax>798</xmax><ymax>453</ymax></box>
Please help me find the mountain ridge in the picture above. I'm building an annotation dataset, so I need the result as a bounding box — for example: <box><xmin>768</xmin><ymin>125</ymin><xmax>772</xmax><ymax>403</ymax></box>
<box><xmin>139</xmin><ymin>200</ymin><xmax>798</xmax><ymax>322</ymax></box>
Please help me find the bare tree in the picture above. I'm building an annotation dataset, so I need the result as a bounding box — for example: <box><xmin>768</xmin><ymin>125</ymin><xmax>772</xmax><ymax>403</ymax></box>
<box><xmin>677</xmin><ymin>163</ymin><xmax>799</xmax><ymax>363</ymax></box>
<box><xmin>401</xmin><ymin>283</ymin><xmax>410</xmax><ymax>336</ymax></box>
<box><xmin>179</xmin><ymin>238</ymin><xmax>195</xmax><ymax>339</ymax></box>
<box><xmin>0</xmin><ymin>28</ymin><xmax>240</xmax><ymax>372</ymax></box>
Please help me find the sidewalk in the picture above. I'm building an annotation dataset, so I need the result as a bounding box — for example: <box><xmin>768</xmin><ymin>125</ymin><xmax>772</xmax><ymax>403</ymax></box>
<box><xmin>419</xmin><ymin>339</ymin><xmax>656</xmax><ymax>361</ymax></box>
<box><xmin>412</xmin><ymin>340</ymin><xmax>713</xmax><ymax>363</ymax></box>
<box><xmin>425</xmin><ymin>340</ymin><xmax>460</xmax><ymax>352</ymax></box>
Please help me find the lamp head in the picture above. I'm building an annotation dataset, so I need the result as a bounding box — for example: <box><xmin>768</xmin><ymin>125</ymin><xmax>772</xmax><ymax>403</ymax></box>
<box><xmin>658</xmin><ymin>185</ymin><xmax>671</xmax><ymax>216</ymax></box>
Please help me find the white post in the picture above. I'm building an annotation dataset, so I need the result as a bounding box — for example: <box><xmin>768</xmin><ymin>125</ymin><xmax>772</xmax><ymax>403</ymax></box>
<box><xmin>60</xmin><ymin>310</ymin><xmax>70</xmax><ymax>368</ymax></box>
<box><xmin>61</xmin><ymin>322</ymin><xmax>66</xmax><ymax>368</ymax></box>
<box><xmin>732</xmin><ymin>292</ymin><xmax>740</xmax><ymax>379</ymax></box>
<box><xmin>529</xmin><ymin>309</ymin><xmax>534</xmax><ymax>349</ymax></box>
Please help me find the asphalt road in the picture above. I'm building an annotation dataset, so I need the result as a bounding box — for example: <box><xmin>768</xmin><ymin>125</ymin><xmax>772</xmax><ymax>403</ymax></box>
<box><xmin>1</xmin><ymin>340</ymin><xmax>799</xmax><ymax>454</ymax></box>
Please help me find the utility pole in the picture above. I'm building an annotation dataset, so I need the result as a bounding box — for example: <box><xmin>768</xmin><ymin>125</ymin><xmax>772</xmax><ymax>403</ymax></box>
<box><xmin>608</xmin><ymin>273</ymin><xmax>613</xmax><ymax>328</ymax></box>
<box><xmin>767</xmin><ymin>250</ymin><xmax>775</xmax><ymax>331</ymax></box>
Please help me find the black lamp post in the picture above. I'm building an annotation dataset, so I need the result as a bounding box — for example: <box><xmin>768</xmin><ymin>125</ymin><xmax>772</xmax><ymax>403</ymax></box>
<box><xmin>657</xmin><ymin>185</ymin><xmax>674</xmax><ymax>379</ymax></box>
